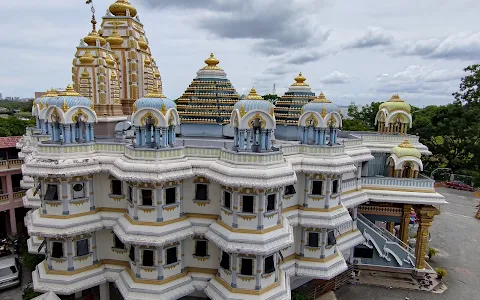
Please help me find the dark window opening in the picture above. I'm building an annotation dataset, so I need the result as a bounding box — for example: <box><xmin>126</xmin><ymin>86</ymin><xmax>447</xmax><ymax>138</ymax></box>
<box><xmin>45</xmin><ymin>184</ymin><xmax>58</xmax><ymax>201</ymax></box>
<box><xmin>332</xmin><ymin>180</ymin><xmax>339</xmax><ymax>194</ymax></box>
<box><xmin>264</xmin><ymin>255</ymin><xmax>275</xmax><ymax>274</ymax></box>
<box><xmin>72</xmin><ymin>183</ymin><xmax>85</xmax><ymax>199</ymax></box>
<box><xmin>285</xmin><ymin>185</ymin><xmax>296</xmax><ymax>195</ymax></box>
<box><xmin>129</xmin><ymin>245</ymin><xmax>135</xmax><ymax>262</ymax></box>
<box><xmin>51</xmin><ymin>242</ymin><xmax>63</xmax><ymax>258</ymax></box>
<box><xmin>128</xmin><ymin>186</ymin><xmax>133</xmax><ymax>202</ymax></box>
<box><xmin>354</xmin><ymin>246</ymin><xmax>374</xmax><ymax>258</ymax></box>
<box><xmin>266</xmin><ymin>194</ymin><xmax>276</xmax><ymax>212</ymax></box>
<box><xmin>76</xmin><ymin>239</ymin><xmax>89</xmax><ymax>257</ymax></box>
<box><xmin>114</xmin><ymin>234</ymin><xmax>124</xmax><ymax>249</ymax></box>
<box><xmin>165</xmin><ymin>188</ymin><xmax>176</xmax><ymax>205</ymax></box>
<box><xmin>224</xmin><ymin>191</ymin><xmax>231</xmax><ymax>209</ymax></box>
<box><xmin>308</xmin><ymin>232</ymin><xmax>319</xmax><ymax>247</ymax></box>
<box><xmin>112</xmin><ymin>180</ymin><xmax>122</xmax><ymax>195</ymax></box>
<box><xmin>312</xmin><ymin>181</ymin><xmax>323</xmax><ymax>195</ymax></box>
<box><xmin>195</xmin><ymin>184</ymin><xmax>208</xmax><ymax>200</ymax></box>
<box><xmin>240</xmin><ymin>258</ymin><xmax>253</xmax><ymax>275</ymax></box>
<box><xmin>166</xmin><ymin>247</ymin><xmax>178</xmax><ymax>265</ymax></box>
<box><xmin>220</xmin><ymin>251</ymin><xmax>230</xmax><ymax>270</ymax></box>
<box><xmin>194</xmin><ymin>240</ymin><xmax>208</xmax><ymax>257</ymax></box>
<box><xmin>327</xmin><ymin>230</ymin><xmax>336</xmax><ymax>247</ymax></box>
<box><xmin>242</xmin><ymin>195</ymin><xmax>254</xmax><ymax>213</ymax></box>
<box><xmin>141</xmin><ymin>190</ymin><xmax>153</xmax><ymax>206</ymax></box>
<box><xmin>142</xmin><ymin>250</ymin><xmax>154</xmax><ymax>267</ymax></box>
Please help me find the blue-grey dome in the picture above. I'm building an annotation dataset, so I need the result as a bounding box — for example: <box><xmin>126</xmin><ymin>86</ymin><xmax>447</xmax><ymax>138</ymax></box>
<box><xmin>303</xmin><ymin>93</ymin><xmax>339</xmax><ymax>115</ymax></box>
<box><xmin>234</xmin><ymin>87</ymin><xmax>274</xmax><ymax>115</ymax></box>
<box><xmin>134</xmin><ymin>88</ymin><xmax>176</xmax><ymax>112</ymax></box>
<box><xmin>44</xmin><ymin>86</ymin><xmax>92</xmax><ymax>110</ymax></box>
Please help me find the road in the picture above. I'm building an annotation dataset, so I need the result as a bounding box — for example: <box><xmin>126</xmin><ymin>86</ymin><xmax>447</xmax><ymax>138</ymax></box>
<box><xmin>336</xmin><ymin>187</ymin><xmax>480</xmax><ymax>300</ymax></box>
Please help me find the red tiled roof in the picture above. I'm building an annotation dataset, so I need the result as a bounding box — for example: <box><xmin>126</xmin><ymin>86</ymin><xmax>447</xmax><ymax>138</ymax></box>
<box><xmin>0</xmin><ymin>136</ymin><xmax>22</xmax><ymax>149</ymax></box>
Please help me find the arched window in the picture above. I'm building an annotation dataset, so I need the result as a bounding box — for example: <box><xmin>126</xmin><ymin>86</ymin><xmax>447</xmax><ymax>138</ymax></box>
<box><xmin>75</xmin><ymin>114</ymin><xmax>87</xmax><ymax>143</ymax></box>
<box><xmin>402</xmin><ymin>162</ymin><xmax>413</xmax><ymax>178</ymax></box>
<box><xmin>145</xmin><ymin>116</ymin><xmax>155</xmax><ymax>145</ymax></box>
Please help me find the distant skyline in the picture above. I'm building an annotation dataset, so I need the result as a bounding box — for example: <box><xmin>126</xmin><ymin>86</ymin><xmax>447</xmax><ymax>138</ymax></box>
<box><xmin>1</xmin><ymin>0</ymin><xmax>479</xmax><ymax>106</ymax></box>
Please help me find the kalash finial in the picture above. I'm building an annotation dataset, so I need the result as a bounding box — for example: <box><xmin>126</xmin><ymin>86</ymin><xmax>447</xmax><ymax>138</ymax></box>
<box><xmin>245</xmin><ymin>87</ymin><xmax>263</xmax><ymax>100</ymax></box>
<box><xmin>144</xmin><ymin>86</ymin><xmax>166</xmax><ymax>98</ymax></box>
<box><xmin>313</xmin><ymin>92</ymin><xmax>332</xmax><ymax>103</ymax></box>
<box><xmin>203</xmin><ymin>53</ymin><xmax>220</xmax><ymax>70</ymax></box>
<box><xmin>293</xmin><ymin>72</ymin><xmax>308</xmax><ymax>86</ymax></box>
<box><xmin>86</xmin><ymin>0</ymin><xmax>96</xmax><ymax>32</ymax></box>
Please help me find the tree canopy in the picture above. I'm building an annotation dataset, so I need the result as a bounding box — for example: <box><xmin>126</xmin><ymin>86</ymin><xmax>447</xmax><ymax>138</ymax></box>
<box><xmin>0</xmin><ymin>117</ymin><xmax>35</xmax><ymax>137</ymax></box>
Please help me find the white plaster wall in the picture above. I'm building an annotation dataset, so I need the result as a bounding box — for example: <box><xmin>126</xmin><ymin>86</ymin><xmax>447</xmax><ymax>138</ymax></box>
<box><xmin>51</xmin><ymin>259</ymin><xmax>68</xmax><ymax>271</ymax></box>
<box><xmin>323</xmin><ymin>245</ymin><xmax>336</xmax><ymax>258</ymax></box>
<box><xmin>183</xmin><ymin>178</ymin><xmax>221</xmax><ymax>216</ymax></box>
<box><xmin>342</xmin><ymin>171</ymin><xmax>355</xmax><ymax>181</ymax></box>
<box><xmin>45</xmin><ymin>203</ymin><xmax>63</xmax><ymax>215</ymax></box>
<box><xmin>162</xmin><ymin>204</ymin><xmax>180</xmax><ymax>222</ymax></box>
<box><xmin>261</xmin><ymin>271</ymin><xmax>276</xmax><ymax>287</ymax></box>
<box><xmin>237</xmin><ymin>215</ymin><xmax>258</xmax><ymax>230</ymax></box>
<box><xmin>137</xmin><ymin>207</ymin><xmax>157</xmax><ymax>222</ymax></box>
<box><xmin>163</xmin><ymin>261</ymin><xmax>181</xmax><ymax>279</ymax></box>
<box><xmin>263</xmin><ymin>213</ymin><xmax>278</xmax><ymax>228</ymax></box>
<box><xmin>96</xmin><ymin>230</ymin><xmax>129</xmax><ymax>262</ymax></box>
<box><xmin>73</xmin><ymin>254</ymin><xmax>93</xmax><ymax>270</ymax></box>
<box><xmin>220</xmin><ymin>209</ymin><xmax>233</xmax><ymax>226</ymax></box>
<box><xmin>294</xmin><ymin>226</ymin><xmax>302</xmax><ymax>255</ymax></box>
<box><xmin>183</xmin><ymin>238</ymin><xmax>220</xmax><ymax>270</ymax></box>
<box><xmin>93</xmin><ymin>173</ymin><xmax>128</xmax><ymax>210</ymax></box>
<box><xmin>303</xmin><ymin>247</ymin><xmax>321</xmax><ymax>259</ymax></box>
<box><xmin>68</xmin><ymin>200</ymin><xmax>90</xmax><ymax>215</ymax></box>
<box><xmin>307</xmin><ymin>196</ymin><xmax>326</xmax><ymax>209</ymax></box>
<box><xmin>140</xmin><ymin>266</ymin><xmax>157</xmax><ymax>279</ymax></box>
<box><xmin>219</xmin><ymin>269</ymin><xmax>232</xmax><ymax>287</ymax></box>
<box><xmin>296</xmin><ymin>173</ymin><xmax>306</xmax><ymax>207</ymax></box>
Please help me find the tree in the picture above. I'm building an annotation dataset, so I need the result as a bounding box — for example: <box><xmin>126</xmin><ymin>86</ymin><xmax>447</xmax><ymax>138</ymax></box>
<box><xmin>262</xmin><ymin>94</ymin><xmax>279</xmax><ymax>104</ymax></box>
<box><xmin>454</xmin><ymin>64</ymin><xmax>480</xmax><ymax>105</ymax></box>
<box><xmin>345</xmin><ymin>101</ymin><xmax>382</xmax><ymax>131</ymax></box>
<box><xmin>0</xmin><ymin>117</ymin><xmax>35</xmax><ymax>137</ymax></box>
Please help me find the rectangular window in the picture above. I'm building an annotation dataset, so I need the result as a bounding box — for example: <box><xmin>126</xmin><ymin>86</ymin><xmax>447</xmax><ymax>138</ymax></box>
<box><xmin>113</xmin><ymin>234</ymin><xmax>124</xmax><ymax>249</ymax></box>
<box><xmin>220</xmin><ymin>251</ymin><xmax>230</xmax><ymax>270</ymax></box>
<box><xmin>240</xmin><ymin>258</ymin><xmax>253</xmax><ymax>275</ymax></box>
<box><xmin>129</xmin><ymin>245</ymin><xmax>135</xmax><ymax>262</ymax></box>
<box><xmin>128</xmin><ymin>186</ymin><xmax>133</xmax><ymax>202</ymax></box>
<box><xmin>308</xmin><ymin>232</ymin><xmax>319</xmax><ymax>247</ymax></box>
<box><xmin>195</xmin><ymin>184</ymin><xmax>208</xmax><ymax>200</ymax></box>
<box><xmin>332</xmin><ymin>180</ymin><xmax>339</xmax><ymax>194</ymax></box>
<box><xmin>76</xmin><ymin>239</ymin><xmax>89</xmax><ymax>257</ymax></box>
<box><xmin>165</xmin><ymin>188</ymin><xmax>176</xmax><ymax>205</ymax></box>
<box><xmin>166</xmin><ymin>247</ymin><xmax>178</xmax><ymax>265</ymax></box>
<box><xmin>224</xmin><ymin>191</ymin><xmax>231</xmax><ymax>209</ymax></box>
<box><xmin>264</xmin><ymin>255</ymin><xmax>275</xmax><ymax>274</ymax></box>
<box><xmin>312</xmin><ymin>181</ymin><xmax>323</xmax><ymax>195</ymax></box>
<box><xmin>285</xmin><ymin>185</ymin><xmax>296</xmax><ymax>195</ymax></box>
<box><xmin>354</xmin><ymin>246</ymin><xmax>374</xmax><ymax>258</ymax></box>
<box><xmin>327</xmin><ymin>230</ymin><xmax>336</xmax><ymax>247</ymax></box>
<box><xmin>45</xmin><ymin>184</ymin><xmax>58</xmax><ymax>201</ymax></box>
<box><xmin>266</xmin><ymin>194</ymin><xmax>276</xmax><ymax>212</ymax></box>
<box><xmin>72</xmin><ymin>183</ymin><xmax>85</xmax><ymax>199</ymax></box>
<box><xmin>142</xmin><ymin>250</ymin><xmax>154</xmax><ymax>267</ymax></box>
<box><xmin>194</xmin><ymin>240</ymin><xmax>208</xmax><ymax>257</ymax></box>
<box><xmin>242</xmin><ymin>195</ymin><xmax>254</xmax><ymax>213</ymax></box>
<box><xmin>111</xmin><ymin>180</ymin><xmax>122</xmax><ymax>195</ymax></box>
<box><xmin>51</xmin><ymin>242</ymin><xmax>63</xmax><ymax>258</ymax></box>
<box><xmin>141</xmin><ymin>190</ymin><xmax>153</xmax><ymax>206</ymax></box>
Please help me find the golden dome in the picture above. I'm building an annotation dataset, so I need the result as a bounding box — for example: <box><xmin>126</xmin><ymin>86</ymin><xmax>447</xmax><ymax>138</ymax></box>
<box><xmin>138</xmin><ymin>36</ymin><xmax>148</xmax><ymax>50</ymax></box>
<box><xmin>106</xmin><ymin>26</ymin><xmax>124</xmax><ymax>46</ymax></box>
<box><xmin>379</xmin><ymin>94</ymin><xmax>411</xmax><ymax>113</ymax></box>
<box><xmin>83</xmin><ymin>31</ymin><xmax>106</xmax><ymax>47</ymax></box>
<box><xmin>59</xmin><ymin>85</ymin><xmax>81</xmax><ymax>97</ymax></box>
<box><xmin>81</xmin><ymin>68</ymin><xmax>90</xmax><ymax>78</ymax></box>
<box><xmin>144</xmin><ymin>86</ymin><xmax>166</xmax><ymax>98</ymax></box>
<box><xmin>44</xmin><ymin>88</ymin><xmax>58</xmax><ymax>97</ymax></box>
<box><xmin>79</xmin><ymin>50</ymin><xmax>95</xmax><ymax>64</ymax></box>
<box><xmin>292</xmin><ymin>72</ymin><xmax>308</xmax><ymax>86</ymax></box>
<box><xmin>312</xmin><ymin>92</ymin><xmax>332</xmax><ymax>103</ymax></box>
<box><xmin>245</xmin><ymin>87</ymin><xmax>263</xmax><ymax>100</ymax></box>
<box><xmin>392</xmin><ymin>140</ymin><xmax>421</xmax><ymax>158</ymax></box>
<box><xmin>202</xmin><ymin>53</ymin><xmax>220</xmax><ymax>70</ymax></box>
<box><xmin>109</xmin><ymin>0</ymin><xmax>137</xmax><ymax>18</ymax></box>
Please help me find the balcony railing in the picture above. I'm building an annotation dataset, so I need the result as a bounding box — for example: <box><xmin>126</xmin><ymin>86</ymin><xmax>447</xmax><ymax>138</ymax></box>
<box><xmin>361</xmin><ymin>175</ymin><xmax>435</xmax><ymax>191</ymax></box>
<box><xmin>0</xmin><ymin>159</ymin><xmax>23</xmax><ymax>170</ymax></box>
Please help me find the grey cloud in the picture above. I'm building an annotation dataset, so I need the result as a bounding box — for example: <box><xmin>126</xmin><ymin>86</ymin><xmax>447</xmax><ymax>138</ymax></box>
<box><xmin>283</xmin><ymin>47</ymin><xmax>332</xmax><ymax>65</ymax></box>
<box><xmin>346</xmin><ymin>27</ymin><xmax>394</xmax><ymax>49</ymax></box>
<box><xmin>320</xmin><ymin>71</ymin><xmax>350</xmax><ymax>84</ymax></box>
<box><xmin>397</xmin><ymin>32</ymin><xmax>480</xmax><ymax>60</ymax></box>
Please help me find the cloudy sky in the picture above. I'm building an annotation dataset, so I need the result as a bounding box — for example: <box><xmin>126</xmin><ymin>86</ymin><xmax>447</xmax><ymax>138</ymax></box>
<box><xmin>2</xmin><ymin>0</ymin><xmax>479</xmax><ymax>106</ymax></box>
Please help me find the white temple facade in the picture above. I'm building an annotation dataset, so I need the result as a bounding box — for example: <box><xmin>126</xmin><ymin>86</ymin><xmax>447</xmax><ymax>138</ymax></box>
<box><xmin>19</xmin><ymin>1</ymin><xmax>447</xmax><ymax>300</ymax></box>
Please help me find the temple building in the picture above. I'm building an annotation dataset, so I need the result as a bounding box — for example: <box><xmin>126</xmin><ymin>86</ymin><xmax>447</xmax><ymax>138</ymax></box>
<box><xmin>18</xmin><ymin>1</ymin><xmax>447</xmax><ymax>300</ymax></box>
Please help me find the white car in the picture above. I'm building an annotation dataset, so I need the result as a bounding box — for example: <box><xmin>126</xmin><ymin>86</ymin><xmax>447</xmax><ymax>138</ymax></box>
<box><xmin>0</xmin><ymin>256</ymin><xmax>20</xmax><ymax>290</ymax></box>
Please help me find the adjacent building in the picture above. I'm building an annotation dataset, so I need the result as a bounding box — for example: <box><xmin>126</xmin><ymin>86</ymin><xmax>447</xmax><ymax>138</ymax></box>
<box><xmin>19</xmin><ymin>1</ymin><xmax>447</xmax><ymax>300</ymax></box>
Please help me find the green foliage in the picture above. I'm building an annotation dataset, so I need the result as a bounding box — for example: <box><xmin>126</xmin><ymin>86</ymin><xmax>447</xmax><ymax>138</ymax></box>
<box><xmin>22</xmin><ymin>287</ymin><xmax>41</xmax><ymax>300</ymax></box>
<box><xmin>0</xmin><ymin>100</ymin><xmax>33</xmax><ymax>113</ymax></box>
<box><xmin>262</xmin><ymin>94</ymin><xmax>279</xmax><ymax>104</ymax></box>
<box><xmin>346</xmin><ymin>101</ymin><xmax>382</xmax><ymax>131</ymax></box>
<box><xmin>454</xmin><ymin>64</ymin><xmax>480</xmax><ymax>105</ymax></box>
<box><xmin>0</xmin><ymin>117</ymin><xmax>34</xmax><ymax>137</ymax></box>
<box><xmin>291</xmin><ymin>291</ymin><xmax>310</xmax><ymax>300</ymax></box>
<box><xmin>428</xmin><ymin>247</ymin><xmax>438</xmax><ymax>258</ymax></box>
<box><xmin>19</xmin><ymin>235</ymin><xmax>45</xmax><ymax>272</ymax></box>
<box><xmin>342</xmin><ymin>118</ymin><xmax>371</xmax><ymax>131</ymax></box>
<box><xmin>435</xmin><ymin>267</ymin><xmax>448</xmax><ymax>277</ymax></box>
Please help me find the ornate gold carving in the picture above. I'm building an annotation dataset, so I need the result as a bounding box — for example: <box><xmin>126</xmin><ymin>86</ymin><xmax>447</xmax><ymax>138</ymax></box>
<box><xmin>239</xmin><ymin>104</ymin><xmax>246</xmax><ymax>117</ymax></box>
<box><xmin>248</xmin><ymin>113</ymin><xmax>267</xmax><ymax>129</ymax></box>
<box><xmin>305</xmin><ymin>113</ymin><xmax>318</xmax><ymax>127</ymax></box>
<box><xmin>140</xmin><ymin>111</ymin><xmax>158</xmax><ymax>126</ymax></box>
<box><xmin>72</xmin><ymin>109</ymin><xmax>89</xmax><ymax>123</ymax></box>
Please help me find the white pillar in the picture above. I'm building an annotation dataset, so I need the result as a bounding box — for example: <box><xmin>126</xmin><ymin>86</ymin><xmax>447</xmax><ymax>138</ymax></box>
<box><xmin>99</xmin><ymin>282</ymin><xmax>110</xmax><ymax>300</ymax></box>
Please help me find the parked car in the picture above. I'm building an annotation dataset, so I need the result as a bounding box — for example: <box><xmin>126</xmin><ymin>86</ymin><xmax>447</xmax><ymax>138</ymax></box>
<box><xmin>0</xmin><ymin>256</ymin><xmax>21</xmax><ymax>290</ymax></box>
<box><xmin>446</xmin><ymin>180</ymin><xmax>474</xmax><ymax>191</ymax></box>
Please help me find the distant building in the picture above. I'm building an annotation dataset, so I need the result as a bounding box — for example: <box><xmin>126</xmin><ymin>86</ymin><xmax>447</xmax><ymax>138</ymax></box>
<box><xmin>0</xmin><ymin>93</ymin><xmax>3</xmax><ymax>99</ymax></box>
<box><xmin>34</xmin><ymin>92</ymin><xmax>46</xmax><ymax>99</ymax></box>
<box><xmin>0</xmin><ymin>107</ymin><xmax>8</xmax><ymax>113</ymax></box>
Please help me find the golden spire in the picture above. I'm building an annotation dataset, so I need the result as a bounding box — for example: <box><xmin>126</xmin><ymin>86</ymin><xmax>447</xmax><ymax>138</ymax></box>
<box><xmin>144</xmin><ymin>86</ymin><xmax>166</xmax><ymax>98</ymax></box>
<box><xmin>292</xmin><ymin>72</ymin><xmax>308</xmax><ymax>86</ymax></box>
<box><xmin>312</xmin><ymin>92</ymin><xmax>332</xmax><ymax>103</ymax></box>
<box><xmin>44</xmin><ymin>88</ymin><xmax>58</xmax><ymax>97</ymax></box>
<box><xmin>109</xmin><ymin>0</ymin><xmax>137</xmax><ymax>18</ymax></box>
<box><xmin>398</xmin><ymin>140</ymin><xmax>414</xmax><ymax>148</ymax></box>
<box><xmin>388</xmin><ymin>94</ymin><xmax>404</xmax><ymax>102</ymax></box>
<box><xmin>79</xmin><ymin>49</ymin><xmax>95</xmax><ymax>64</ymax></box>
<box><xmin>83</xmin><ymin>3</ymin><xmax>106</xmax><ymax>47</ymax></box>
<box><xmin>59</xmin><ymin>84</ymin><xmax>81</xmax><ymax>97</ymax></box>
<box><xmin>106</xmin><ymin>25</ymin><xmax>123</xmax><ymax>46</ymax></box>
<box><xmin>245</xmin><ymin>87</ymin><xmax>263</xmax><ymax>100</ymax></box>
<box><xmin>81</xmin><ymin>67</ymin><xmax>90</xmax><ymax>78</ymax></box>
<box><xmin>203</xmin><ymin>53</ymin><xmax>220</xmax><ymax>70</ymax></box>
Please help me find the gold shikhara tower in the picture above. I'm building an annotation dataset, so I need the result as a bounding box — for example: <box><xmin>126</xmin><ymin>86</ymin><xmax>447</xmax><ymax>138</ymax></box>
<box><xmin>72</xmin><ymin>0</ymin><xmax>162</xmax><ymax>116</ymax></box>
